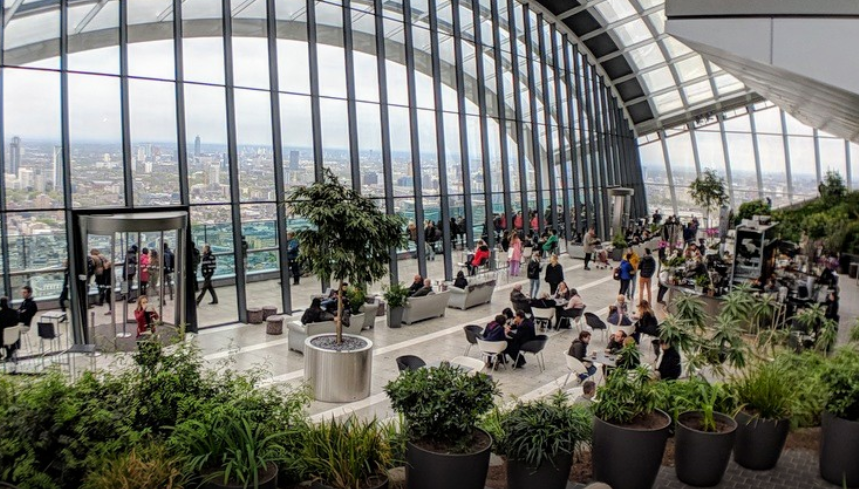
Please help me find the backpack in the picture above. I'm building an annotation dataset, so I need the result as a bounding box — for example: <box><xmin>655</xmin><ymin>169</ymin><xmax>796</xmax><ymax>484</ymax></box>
<box><xmin>613</xmin><ymin>267</ymin><xmax>621</xmax><ymax>281</ymax></box>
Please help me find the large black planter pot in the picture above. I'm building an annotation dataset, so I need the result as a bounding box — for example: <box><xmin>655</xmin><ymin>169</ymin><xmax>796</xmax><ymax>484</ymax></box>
<box><xmin>593</xmin><ymin>410</ymin><xmax>670</xmax><ymax>489</ymax></box>
<box><xmin>387</xmin><ymin>306</ymin><xmax>404</xmax><ymax>328</ymax></box>
<box><xmin>507</xmin><ymin>451</ymin><xmax>573</xmax><ymax>489</ymax></box>
<box><xmin>204</xmin><ymin>463</ymin><xmax>277</xmax><ymax>489</ymax></box>
<box><xmin>675</xmin><ymin>411</ymin><xmax>738</xmax><ymax>487</ymax></box>
<box><xmin>311</xmin><ymin>476</ymin><xmax>389</xmax><ymax>489</ymax></box>
<box><xmin>406</xmin><ymin>429</ymin><xmax>492</xmax><ymax>489</ymax></box>
<box><xmin>820</xmin><ymin>411</ymin><xmax>859</xmax><ymax>487</ymax></box>
<box><xmin>733</xmin><ymin>411</ymin><xmax>789</xmax><ymax>470</ymax></box>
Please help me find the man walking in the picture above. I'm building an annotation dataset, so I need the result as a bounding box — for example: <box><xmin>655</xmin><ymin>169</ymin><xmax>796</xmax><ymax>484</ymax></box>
<box><xmin>638</xmin><ymin>248</ymin><xmax>657</xmax><ymax>305</ymax></box>
<box><xmin>196</xmin><ymin>245</ymin><xmax>218</xmax><ymax>305</ymax></box>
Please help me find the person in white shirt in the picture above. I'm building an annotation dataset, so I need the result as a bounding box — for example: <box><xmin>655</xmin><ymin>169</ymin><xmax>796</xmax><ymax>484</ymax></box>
<box><xmin>657</xmin><ymin>267</ymin><xmax>670</xmax><ymax>305</ymax></box>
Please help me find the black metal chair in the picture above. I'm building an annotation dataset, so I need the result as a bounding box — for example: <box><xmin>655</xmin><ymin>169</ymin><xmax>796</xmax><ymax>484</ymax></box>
<box><xmin>584</xmin><ymin>312</ymin><xmax>608</xmax><ymax>340</ymax></box>
<box><xmin>463</xmin><ymin>325</ymin><xmax>483</xmax><ymax>356</ymax></box>
<box><xmin>558</xmin><ymin>306</ymin><xmax>586</xmax><ymax>331</ymax></box>
<box><xmin>396</xmin><ymin>354</ymin><xmax>426</xmax><ymax>372</ymax></box>
<box><xmin>515</xmin><ymin>334</ymin><xmax>549</xmax><ymax>372</ymax></box>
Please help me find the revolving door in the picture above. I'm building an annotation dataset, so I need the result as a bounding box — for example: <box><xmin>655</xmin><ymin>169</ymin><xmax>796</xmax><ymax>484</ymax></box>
<box><xmin>69</xmin><ymin>210</ymin><xmax>197</xmax><ymax>350</ymax></box>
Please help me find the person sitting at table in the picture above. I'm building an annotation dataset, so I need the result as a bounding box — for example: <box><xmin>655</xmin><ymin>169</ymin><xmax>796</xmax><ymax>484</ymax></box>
<box><xmin>302</xmin><ymin>298</ymin><xmax>335</xmax><ymax>324</ymax></box>
<box><xmin>411</xmin><ymin>279</ymin><xmax>434</xmax><ymax>298</ymax></box>
<box><xmin>568</xmin><ymin>331</ymin><xmax>597</xmax><ymax>381</ymax></box>
<box><xmin>505</xmin><ymin>310</ymin><xmax>536</xmax><ymax>369</ymax></box>
<box><xmin>408</xmin><ymin>274</ymin><xmax>425</xmax><ymax>296</ymax></box>
<box><xmin>556</xmin><ymin>288</ymin><xmax>586</xmax><ymax>329</ymax></box>
<box><xmin>606</xmin><ymin>305</ymin><xmax>631</xmax><ymax>329</ymax></box>
<box><xmin>453</xmin><ymin>271</ymin><xmax>468</xmax><ymax>289</ymax></box>
<box><xmin>613</xmin><ymin>294</ymin><xmax>629</xmax><ymax>317</ymax></box>
<box><xmin>615</xmin><ymin>337</ymin><xmax>640</xmax><ymax>369</ymax></box>
<box><xmin>606</xmin><ymin>329</ymin><xmax>628</xmax><ymax>354</ymax></box>
<box><xmin>467</xmin><ymin>240</ymin><xmax>491</xmax><ymax>275</ymax></box>
<box><xmin>655</xmin><ymin>341</ymin><xmax>681</xmax><ymax>380</ymax></box>
<box><xmin>632</xmin><ymin>300</ymin><xmax>660</xmax><ymax>348</ymax></box>
<box><xmin>482</xmin><ymin>314</ymin><xmax>508</xmax><ymax>342</ymax></box>
<box><xmin>502</xmin><ymin>308</ymin><xmax>515</xmax><ymax>326</ymax></box>
<box><xmin>552</xmin><ymin>282</ymin><xmax>572</xmax><ymax>328</ymax></box>
<box><xmin>510</xmin><ymin>283</ymin><xmax>529</xmax><ymax>306</ymax></box>
<box><xmin>530</xmin><ymin>291</ymin><xmax>556</xmax><ymax>310</ymax></box>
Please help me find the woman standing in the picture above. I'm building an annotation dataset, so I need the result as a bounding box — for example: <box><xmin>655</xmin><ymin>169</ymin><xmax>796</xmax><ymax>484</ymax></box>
<box><xmin>139</xmin><ymin>248</ymin><xmax>151</xmax><ymax>296</ymax></box>
<box><xmin>527</xmin><ymin>252</ymin><xmax>542</xmax><ymax>298</ymax></box>
<box><xmin>508</xmin><ymin>233</ymin><xmax>523</xmax><ymax>276</ymax></box>
<box><xmin>544</xmin><ymin>254</ymin><xmax>564</xmax><ymax>295</ymax></box>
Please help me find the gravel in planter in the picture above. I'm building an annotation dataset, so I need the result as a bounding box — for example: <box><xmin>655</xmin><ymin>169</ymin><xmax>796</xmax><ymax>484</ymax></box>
<box><xmin>309</xmin><ymin>335</ymin><xmax>369</xmax><ymax>351</ymax></box>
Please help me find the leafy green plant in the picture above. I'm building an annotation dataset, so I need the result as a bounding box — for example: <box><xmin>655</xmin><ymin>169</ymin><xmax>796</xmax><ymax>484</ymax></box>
<box><xmin>731</xmin><ymin>361</ymin><xmax>792</xmax><ymax>420</ymax></box>
<box><xmin>734</xmin><ymin>199</ymin><xmax>771</xmax><ymax>226</ymax></box>
<box><xmin>796</xmin><ymin>303</ymin><xmax>839</xmax><ymax>354</ymax></box>
<box><xmin>288</xmin><ymin>168</ymin><xmax>406</xmax><ymax>343</ymax></box>
<box><xmin>298</xmin><ymin>416</ymin><xmax>394</xmax><ymax>489</ymax></box>
<box><xmin>771</xmin><ymin>352</ymin><xmax>826</xmax><ymax>428</ymax></box>
<box><xmin>593</xmin><ymin>367</ymin><xmax>660</xmax><ymax>426</ymax></box>
<box><xmin>819</xmin><ymin>170</ymin><xmax>847</xmax><ymax>202</ymax></box>
<box><xmin>345</xmin><ymin>285</ymin><xmax>367</xmax><ymax>313</ymax></box>
<box><xmin>169</xmin><ymin>408</ymin><xmax>289</xmax><ymax>489</ymax></box>
<box><xmin>81</xmin><ymin>443</ymin><xmax>188</xmax><ymax>489</ymax></box>
<box><xmin>655</xmin><ymin>379</ymin><xmax>738</xmax><ymax>432</ymax></box>
<box><xmin>689</xmin><ymin>168</ymin><xmax>729</xmax><ymax>229</ymax></box>
<box><xmin>611</xmin><ymin>232</ymin><xmax>628</xmax><ymax>250</ymax></box>
<box><xmin>384</xmin><ymin>363</ymin><xmax>499</xmax><ymax>452</ymax></box>
<box><xmin>491</xmin><ymin>393</ymin><xmax>592</xmax><ymax>469</ymax></box>
<box><xmin>850</xmin><ymin>319</ymin><xmax>859</xmax><ymax>344</ymax></box>
<box><xmin>820</xmin><ymin>348</ymin><xmax>859</xmax><ymax>421</ymax></box>
<box><xmin>382</xmin><ymin>282</ymin><xmax>410</xmax><ymax>309</ymax></box>
<box><xmin>693</xmin><ymin>274</ymin><xmax>710</xmax><ymax>289</ymax></box>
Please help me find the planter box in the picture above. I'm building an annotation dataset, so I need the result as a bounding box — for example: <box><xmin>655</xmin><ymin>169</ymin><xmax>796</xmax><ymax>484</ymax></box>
<box><xmin>507</xmin><ymin>451</ymin><xmax>573</xmax><ymax>489</ymax></box>
<box><xmin>406</xmin><ymin>429</ymin><xmax>492</xmax><ymax>489</ymax></box>
<box><xmin>820</xmin><ymin>411</ymin><xmax>859</xmax><ymax>487</ymax></box>
<box><xmin>304</xmin><ymin>334</ymin><xmax>373</xmax><ymax>403</ymax></box>
<box><xmin>733</xmin><ymin>411</ymin><xmax>789</xmax><ymax>470</ymax></box>
<box><xmin>593</xmin><ymin>410</ymin><xmax>670</xmax><ymax>489</ymax></box>
<box><xmin>675</xmin><ymin>411</ymin><xmax>737</xmax><ymax>487</ymax></box>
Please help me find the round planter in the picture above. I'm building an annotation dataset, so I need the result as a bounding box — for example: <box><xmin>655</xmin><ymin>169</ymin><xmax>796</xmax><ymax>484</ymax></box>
<box><xmin>675</xmin><ymin>411</ymin><xmax>738</xmax><ymax>487</ymax></box>
<box><xmin>506</xmin><ymin>451</ymin><xmax>573</xmax><ymax>489</ymax></box>
<box><xmin>304</xmin><ymin>334</ymin><xmax>373</xmax><ymax>403</ymax></box>
<box><xmin>593</xmin><ymin>410</ymin><xmax>670</xmax><ymax>489</ymax></box>
<box><xmin>310</xmin><ymin>476</ymin><xmax>389</xmax><ymax>489</ymax></box>
<box><xmin>733</xmin><ymin>410</ymin><xmax>789</xmax><ymax>470</ymax></box>
<box><xmin>204</xmin><ymin>463</ymin><xmax>277</xmax><ymax>489</ymax></box>
<box><xmin>820</xmin><ymin>411</ymin><xmax>859</xmax><ymax>487</ymax></box>
<box><xmin>387</xmin><ymin>306</ymin><xmax>404</xmax><ymax>328</ymax></box>
<box><xmin>405</xmin><ymin>428</ymin><xmax>492</xmax><ymax>489</ymax></box>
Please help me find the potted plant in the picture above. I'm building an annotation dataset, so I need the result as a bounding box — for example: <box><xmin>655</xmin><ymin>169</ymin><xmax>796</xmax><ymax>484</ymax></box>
<box><xmin>384</xmin><ymin>363</ymin><xmax>499</xmax><ymax>489</ymax></box>
<box><xmin>299</xmin><ymin>416</ymin><xmax>394</xmax><ymax>489</ymax></box>
<box><xmin>170</xmin><ymin>409</ymin><xmax>286</xmax><ymax>489</ymax></box>
<box><xmin>693</xmin><ymin>274</ymin><xmax>709</xmax><ymax>294</ymax></box>
<box><xmin>592</xmin><ymin>367</ymin><xmax>670</xmax><ymax>489</ymax></box>
<box><xmin>383</xmin><ymin>283</ymin><xmax>410</xmax><ymax>329</ymax></box>
<box><xmin>730</xmin><ymin>361</ymin><xmax>792</xmax><ymax>470</ymax></box>
<box><xmin>490</xmin><ymin>393</ymin><xmax>592</xmax><ymax>489</ymax></box>
<box><xmin>610</xmin><ymin>232</ymin><xmax>628</xmax><ymax>262</ymax></box>
<box><xmin>689</xmin><ymin>168</ymin><xmax>729</xmax><ymax>232</ymax></box>
<box><xmin>345</xmin><ymin>285</ymin><xmax>368</xmax><ymax>314</ymax></box>
<box><xmin>819</xmin><ymin>347</ymin><xmax>859</xmax><ymax>487</ymax></box>
<box><xmin>672</xmin><ymin>381</ymin><xmax>739</xmax><ymax>487</ymax></box>
<box><xmin>287</xmin><ymin>169</ymin><xmax>405</xmax><ymax>402</ymax></box>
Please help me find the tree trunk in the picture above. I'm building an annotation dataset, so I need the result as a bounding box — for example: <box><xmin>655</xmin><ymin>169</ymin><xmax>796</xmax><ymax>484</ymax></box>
<box><xmin>336</xmin><ymin>280</ymin><xmax>344</xmax><ymax>344</ymax></box>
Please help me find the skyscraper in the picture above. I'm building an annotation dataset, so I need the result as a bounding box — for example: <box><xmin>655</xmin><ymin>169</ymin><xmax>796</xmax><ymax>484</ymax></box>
<box><xmin>8</xmin><ymin>136</ymin><xmax>21</xmax><ymax>175</ymax></box>
<box><xmin>194</xmin><ymin>135</ymin><xmax>202</xmax><ymax>157</ymax></box>
<box><xmin>51</xmin><ymin>145</ymin><xmax>62</xmax><ymax>190</ymax></box>
<box><xmin>289</xmin><ymin>150</ymin><xmax>299</xmax><ymax>170</ymax></box>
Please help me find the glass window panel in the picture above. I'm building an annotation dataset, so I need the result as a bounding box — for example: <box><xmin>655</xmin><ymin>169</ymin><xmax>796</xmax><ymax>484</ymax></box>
<box><xmin>182</xmin><ymin>0</ymin><xmax>225</xmax><ymax>85</ymax></box>
<box><xmin>231</xmin><ymin>28</ymin><xmax>270</xmax><ymax>90</ymax></box>
<box><xmin>129</xmin><ymin>79</ymin><xmax>180</xmax><ymax>206</ymax></box>
<box><xmin>276</xmin><ymin>2</ymin><xmax>310</xmax><ymax>94</ymax></box>
<box><xmin>850</xmin><ymin>143</ymin><xmax>859</xmax><ymax>189</ymax></box>
<box><xmin>185</xmin><ymin>84</ymin><xmax>230</xmax><ymax>204</ymax></box>
<box><xmin>241</xmin><ymin>203</ymin><xmax>281</xmax><ymax>311</ymax></box>
<box><xmin>68</xmin><ymin>0</ymin><xmax>120</xmax><ymax>74</ymax></box>
<box><xmin>647</xmin><ymin>11</ymin><xmax>665</xmax><ymax>33</ymax></box>
<box><xmin>638</xmin><ymin>140</ymin><xmax>669</xmax><ymax>186</ymax></box>
<box><xmin>675</xmin><ymin>57</ymin><xmax>706</xmax><ymax>83</ymax></box>
<box><xmin>461</xmin><ymin>40</ymin><xmax>479</xmax><ymax>115</ymax></box>
<box><xmin>6</xmin><ymin>211</ymin><xmax>66</xmax><ymax>301</ymax></box>
<box><xmin>694</xmin><ymin>130</ymin><xmax>726</xmax><ymax>178</ymax></box>
<box><xmin>68</xmin><ymin>73</ymin><xmax>124</xmax><ymax>207</ymax></box>
<box><xmin>352</xmin><ymin>12</ymin><xmax>380</xmax><ymax>102</ymax></box>
<box><xmin>356</xmin><ymin>102</ymin><xmax>383</xmax><ymax>197</ymax></box>
<box><xmin>595</xmin><ymin>0</ymin><xmax>636</xmax><ymax>23</ymax></box>
<box><xmin>753</xmin><ymin>106</ymin><xmax>782</xmax><ymax>135</ymax></box>
<box><xmin>316</xmin><ymin>3</ymin><xmax>347</xmax><ymax>98</ymax></box>
<box><xmin>417</xmin><ymin>109</ymin><xmax>439</xmax><ymax>196</ymax></box>
<box><xmin>319</xmin><ymin>98</ymin><xmax>352</xmax><ymax>186</ymax></box>
<box><xmin>628</xmin><ymin>43</ymin><xmax>665</xmax><ymax>70</ymax></box>
<box><xmin>787</xmin><ymin>135</ymin><xmax>816</xmax><ymax>197</ymax></box>
<box><xmin>725</xmin><ymin>131</ymin><xmax>758</xmax><ymax>196</ymax></box>
<box><xmin>714</xmin><ymin>73</ymin><xmax>744</xmax><ymax>95</ymax></box>
<box><xmin>661</xmin><ymin>37</ymin><xmax>692</xmax><ymax>58</ymax></box>
<box><xmin>756</xmin><ymin>134</ymin><xmax>788</xmax><ymax>195</ymax></box>
<box><xmin>652</xmin><ymin>91</ymin><xmax>683</xmax><ymax>113</ymax></box>
<box><xmin>641</xmin><ymin>67</ymin><xmax>675</xmax><ymax>93</ymax></box>
<box><xmin>4</xmin><ymin>0</ymin><xmax>61</xmax><ymax>69</ymax></box>
<box><xmin>684</xmin><ymin>80</ymin><xmax>713</xmax><ymax>105</ymax></box>
<box><xmin>444</xmin><ymin>112</ymin><xmax>463</xmax><ymax>195</ymax></box>
<box><xmin>234</xmin><ymin>89</ymin><xmax>275</xmax><ymax>202</ymax></box>
<box><xmin>613</xmin><ymin>19</ymin><xmax>651</xmax><ymax>46</ymax></box>
<box><xmin>3</xmin><ymin>68</ymin><xmax>63</xmax><ymax>209</ymax></box>
<box><xmin>128</xmin><ymin>0</ymin><xmax>173</xmax><ymax>79</ymax></box>
<box><xmin>281</xmin><ymin>94</ymin><xmax>314</xmax><ymax>192</ymax></box>
<box><xmin>819</xmin><ymin>137</ymin><xmax>847</xmax><ymax>179</ymax></box>
<box><xmin>784</xmin><ymin>111</ymin><xmax>813</xmax><ymax>136</ymax></box>
<box><xmin>190</xmin><ymin>204</ymin><xmax>237</xmax><ymax>326</ymax></box>
<box><xmin>384</xmin><ymin>19</ymin><xmax>409</xmax><ymax>106</ymax></box>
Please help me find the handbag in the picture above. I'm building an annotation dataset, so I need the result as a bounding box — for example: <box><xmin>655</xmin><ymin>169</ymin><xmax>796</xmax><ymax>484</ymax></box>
<box><xmin>613</xmin><ymin>267</ymin><xmax>621</xmax><ymax>281</ymax></box>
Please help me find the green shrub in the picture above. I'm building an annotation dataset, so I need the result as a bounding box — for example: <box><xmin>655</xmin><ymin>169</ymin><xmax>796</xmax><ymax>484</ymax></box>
<box><xmin>734</xmin><ymin>199</ymin><xmax>770</xmax><ymax>225</ymax></box>
<box><xmin>81</xmin><ymin>443</ymin><xmax>188</xmax><ymax>489</ymax></box>
<box><xmin>491</xmin><ymin>392</ymin><xmax>591</xmax><ymax>469</ymax></box>
<box><xmin>771</xmin><ymin>352</ymin><xmax>826</xmax><ymax>428</ymax></box>
<box><xmin>820</xmin><ymin>348</ymin><xmax>859</xmax><ymax>421</ymax></box>
<box><xmin>382</xmin><ymin>282</ymin><xmax>411</xmax><ymax>309</ymax></box>
<box><xmin>654</xmin><ymin>378</ymin><xmax>737</xmax><ymax>431</ymax></box>
<box><xmin>594</xmin><ymin>367</ymin><xmax>660</xmax><ymax>425</ymax></box>
<box><xmin>730</xmin><ymin>361</ymin><xmax>792</xmax><ymax>420</ymax></box>
<box><xmin>384</xmin><ymin>364</ymin><xmax>498</xmax><ymax>451</ymax></box>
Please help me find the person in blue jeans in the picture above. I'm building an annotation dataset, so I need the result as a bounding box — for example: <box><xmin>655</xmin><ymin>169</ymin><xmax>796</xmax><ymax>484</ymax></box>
<box><xmin>527</xmin><ymin>252</ymin><xmax>542</xmax><ymax>298</ymax></box>
<box><xmin>618</xmin><ymin>252</ymin><xmax>634</xmax><ymax>297</ymax></box>
<box><xmin>567</xmin><ymin>331</ymin><xmax>597</xmax><ymax>381</ymax></box>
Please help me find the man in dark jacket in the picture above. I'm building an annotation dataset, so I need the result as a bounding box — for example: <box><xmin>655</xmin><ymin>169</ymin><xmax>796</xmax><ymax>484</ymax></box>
<box><xmin>657</xmin><ymin>342</ymin><xmax>681</xmax><ymax>380</ymax></box>
<box><xmin>505</xmin><ymin>311</ymin><xmax>536</xmax><ymax>368</ymax></box>
<box><xmin>568</xmin><ymin>331</ymin><xmax>597</xmax><ymax>380</ymax></box>
<box><xmin>286</xmin><ymin>232</ymin><xmax>300</xmax><ymax>285</ymax></box>
<box><xmin>527</xmin><ymin>253</ymin><xmax>542</xmax><ymax>298</ymax></box>
<box><xmin>411</xmin><ymin>279</ymin><xmax>433</xmax><ymax>298</ymax></box>
<box><xmin>509</xmin><ymin>284</ymin><xmax>530</xmax><ymax>313</ymax></box>
<box><xmin>196</xmin><ymin>245</ymin><xmax>218</xmax><ymax>305</ymax></box>
<box><xmin>191</xmin><ymin>242</ymin><xmax>201</xmax><ymax>292</ymax></box>
<box><xmin>123</xmin><ymin>245</ymin><xmax>138</xmax><ymax>302</ymax></box>
<box><xmin>637</xmin><ymin>248</ymin><xmax>657</xmax><ymax>305</ymax></box>
<box><xmin>407</xmin><ymin>275</ymin><xmax>424</xmax><ymax>296</ymax></box>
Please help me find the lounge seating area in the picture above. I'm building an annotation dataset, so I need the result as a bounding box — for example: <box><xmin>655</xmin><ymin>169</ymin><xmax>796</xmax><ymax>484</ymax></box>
<box><xmin>447</xmin><ymin>280</ymin><xmax>496</xmax><ymax>310</ymax></box>
<box><xmin>402</xmin><ymin>290</ymin><xmax>450</xmax><ymax>325</ymax></box>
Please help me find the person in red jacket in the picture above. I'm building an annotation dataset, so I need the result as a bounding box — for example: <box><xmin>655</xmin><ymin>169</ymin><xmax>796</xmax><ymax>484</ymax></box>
<box><xmin>134</xmin><ymin>295</ymin><xmax>159</xmax><ymax>338</ymax></box>
<box><xmin>468</xmin><ymin>240</ymin><xmax>491</xmax><ymax>276</ymax></box>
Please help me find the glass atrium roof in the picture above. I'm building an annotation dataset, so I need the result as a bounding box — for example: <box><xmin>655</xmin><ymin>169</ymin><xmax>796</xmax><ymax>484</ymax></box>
<box><xmin>533</xmin><ymin>0</ymin><xmax>760</xmax><ymax>134</ymax></box>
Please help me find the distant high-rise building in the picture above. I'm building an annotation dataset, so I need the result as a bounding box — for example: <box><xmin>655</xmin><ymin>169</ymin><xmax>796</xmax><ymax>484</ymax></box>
<box><xmin>8</xmin><ymin>136</ymin><xmax>21</xmax><ymax>175</ymax></box>
<box><xmin>194</xmin><ymin>135</ymin><xmax>202</xmax><ymax>157</ymax></box>
<box><xmin>289</xmin><ymin>150</ymin><xmax>299</xmax><ymax>170</ymax></box>
<box><xmin>137</xmin><ymin>146</ymin><xmax>146</xmax><ymax>163</ymax></box>
<box><xmin>205</xmin><ymin>163</ymin><xmax>220</xmax><ymax>187</ymax></box>
<box><xmin>18</xmin><ymin>168</ymin><xmax>34</xmax><ymax>189</ymax></box>
<box><xmin>51</xmin><ymin>145</ymin><xmax>62</xmax><ymax>189</ymax></box>
<box><xmin>363</xmin><ymin>172</ymin><xmax>379</xmax><ymax>186</ymax></box>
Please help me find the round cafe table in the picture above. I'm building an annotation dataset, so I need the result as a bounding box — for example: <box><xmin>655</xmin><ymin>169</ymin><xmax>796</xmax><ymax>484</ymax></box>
<box><xmin>590</xmin><ymin>351</ymin><xmax>618</xmax><ymax>383</ymax></box>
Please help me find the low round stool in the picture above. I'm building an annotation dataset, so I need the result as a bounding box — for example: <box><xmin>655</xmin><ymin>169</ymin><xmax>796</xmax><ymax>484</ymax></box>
<box><xmin>247</xmin><ymin>307</ymin><xmax>264</xmax><ymax>324</ymax></box>
<box><xmin>262</xmin><ymin>305</ymin><xmax>278</xmax><ymax>320</ymax></box>
<box><xmin>266</xmin><ymin>315</ymin><xmax>284</xmax><ymax>335</ymax></box>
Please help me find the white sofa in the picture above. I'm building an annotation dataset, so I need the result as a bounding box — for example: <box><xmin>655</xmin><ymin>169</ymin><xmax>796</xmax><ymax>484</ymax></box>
<box><xmin>448</xmin><ymin>280</ymin><xmax>496</xmax><ymax>310</ymax></box>
<box><xmin>287</xmin><ymin>317</ymin><xmax>365</xmax><ymax>354</ymax></box>
<box><xmin>402</xmin><ymin>290</ymin><xmax>451</xmax><ymax>325</ymax></box>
